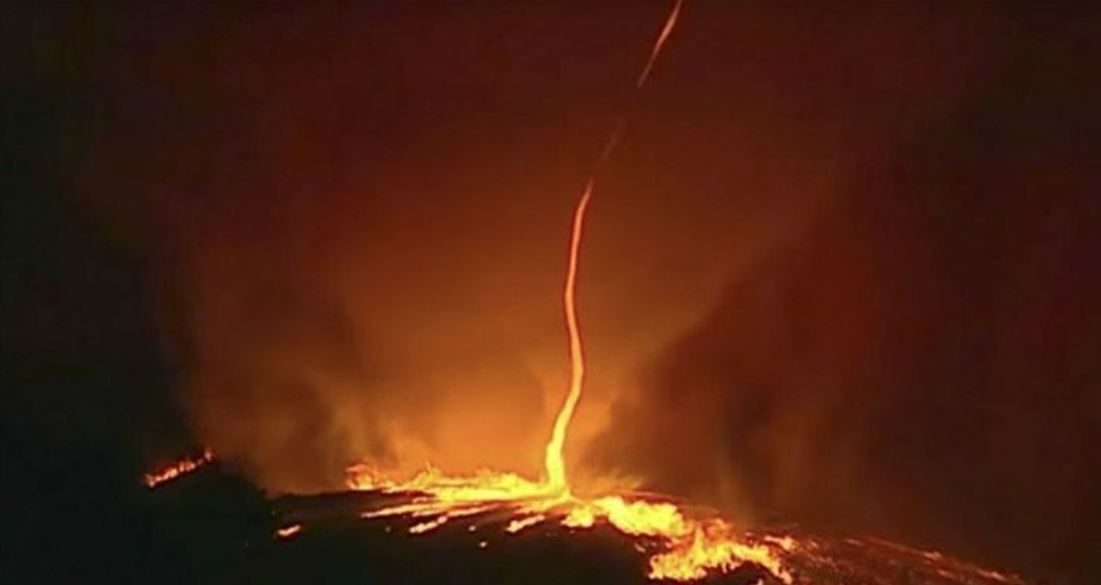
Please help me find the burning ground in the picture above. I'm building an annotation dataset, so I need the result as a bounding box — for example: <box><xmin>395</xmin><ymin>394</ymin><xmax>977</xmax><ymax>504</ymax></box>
<box><xmin>139</xmin><ymin>462</ymin><xmax>1031</xmax><ymax>585</ymax></box>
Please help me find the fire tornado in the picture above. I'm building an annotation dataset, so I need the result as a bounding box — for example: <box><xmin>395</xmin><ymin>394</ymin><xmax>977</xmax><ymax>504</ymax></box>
<box><xmin>543</xmin><ymin>180</ymin><xmax>592</xmax><ymax>494</ymax></box>
<box><xmin>139</xmin><ymin>2</ymin><xmax>1045</xmax><ymax>584</ymax></box>
<box><xmin>546</xmin><ymin>0</ymin><xmax>685</xmax><ymax>495</ymax></box>
<box><xmin>143</xmin><ymin>3</ymin><xmax>791</xmax><ymax>581</ymax></box>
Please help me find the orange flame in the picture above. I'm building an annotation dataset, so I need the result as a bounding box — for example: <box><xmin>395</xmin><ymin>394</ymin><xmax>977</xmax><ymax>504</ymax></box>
<box><xmin>562</xmin><ymin>496</ymin><xmax>792</xmax><ymax>581</ymax></box>
<box><xmin>143</xmin><ymin>448</ymin><xmax>214</xmax><ymax>488</ymax></box>
<box><xmin>637</xmin><ymin>0</ymin><xmax>684</xmax><ymax>88</ymax></box>
<box><xmin>543</xmin><ymin>180</ymin><xmax>593</xmax><ymax>494</ymax></box>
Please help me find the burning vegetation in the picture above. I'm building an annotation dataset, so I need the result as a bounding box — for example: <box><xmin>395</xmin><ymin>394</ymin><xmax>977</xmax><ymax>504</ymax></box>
<box><xmin>143</xmin><ymin>449</ymin><xmax>214</xmax><ymax>488</ymax></box>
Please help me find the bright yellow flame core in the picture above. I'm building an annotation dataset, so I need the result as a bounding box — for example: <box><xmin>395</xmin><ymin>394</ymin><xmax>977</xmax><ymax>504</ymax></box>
<box><xmin>348</xmin><ymin>462</ymin><xmax>792</xmax><ymax>582</ymax></box>
<box><xmin>276</xmin><ymin>524</ymin><xmax>302</xmax><ymax>539</ymax></box>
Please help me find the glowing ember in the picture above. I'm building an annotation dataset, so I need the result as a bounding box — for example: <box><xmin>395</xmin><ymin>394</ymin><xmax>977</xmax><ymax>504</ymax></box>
<box><xmin>276</xmin><ymin>524</ymin><xmax>302</xmax><ymax>539</ymax></box>
<box><xmin>143</xmin><ymin>448</ymin><xmax>214</xmax><ymax>488</ymax></box>
<box><xmin>505</xmin><ymin>514</ymin><xmax>546</xmax><ymax>533</ymax></box>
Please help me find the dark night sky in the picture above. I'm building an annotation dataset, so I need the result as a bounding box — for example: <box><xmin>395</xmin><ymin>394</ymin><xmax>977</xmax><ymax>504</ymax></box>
<box><xmin>3</xmin><ymin>2</ymin><xmax>1100</xmax><ymax>584</ymax></box>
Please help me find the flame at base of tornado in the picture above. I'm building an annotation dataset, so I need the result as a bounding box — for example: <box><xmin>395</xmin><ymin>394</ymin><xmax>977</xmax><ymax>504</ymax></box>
<box><xmin>345</xmin><ymin>464</ymin><xmax>792</xmax><ymax>583</ymax></box>
<box><xmin>340</xmin><ymin>465</ymin><xmax>1028</xmax><ymax>584</ymax></box>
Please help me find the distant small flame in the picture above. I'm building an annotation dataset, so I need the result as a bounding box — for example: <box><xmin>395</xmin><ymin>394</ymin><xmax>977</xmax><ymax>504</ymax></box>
<box><xmin>143</xmin><ymin>449</ymin><xmax>214</xmax><ymax>488</ymax></box>
<box><xmin>276</xmin><ymin>524</ymin><xmax>302</xmax><ymax>539</ymax></box>
<box><xmin>409</xmin><ymin>517</ymin><xmax>449</xmax><ymax>534</ymax></box>
<box><xmin>505</xmin><ymin>514</ymin><xmax>546</xmax><ymax>533</ymax></box>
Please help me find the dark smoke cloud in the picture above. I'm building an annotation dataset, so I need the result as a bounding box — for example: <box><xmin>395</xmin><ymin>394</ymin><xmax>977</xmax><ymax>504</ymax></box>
<box><xmin>590</xmin><ymin>4</ymin><xmax>1101</xmax><ymax>583</ymax></box>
